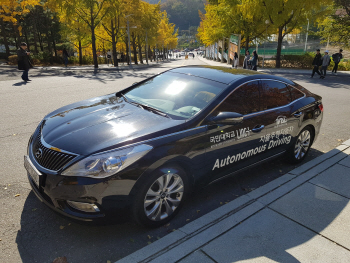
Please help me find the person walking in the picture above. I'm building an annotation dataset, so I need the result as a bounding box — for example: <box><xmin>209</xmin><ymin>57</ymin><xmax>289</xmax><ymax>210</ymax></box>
<box><xmin>107</xmin><ymin>50</ymin><xmax>112</xmax><ymax>66</ymax></box>
<box><xmin>251</xmin><ymin>50</ymin><xmax>258</xmax><ymax>71</ymax></box>
<box><xmin>17</xmin><ymin>42</ymin><xmax>32</xmax><ymax>82</ymax></box>
<box><xmin>121</xmin><ymin>53</ymin><xmax>125</xmax><ymax>65</ymax></box>
<box><xmin>232</xmin><ymin>52</ymin><xmax>238</xmax><ymax>68</ymax></box>
<box><xmin>332</xmin><ymin>49</ymin><xmax>343</xmax><ymax>75</ymax></box>
<box><xmin>321</xmin><ymin>50</ymin><xmax>330</xmax><ymax>78</ymax></box>
<box><xmin>62</xmin><ymin>48</ymin><xmax>69</xmax><ymax>67</ymax></box>
<box><xmin>243</xmin><ymin>50</ymin><xmax>250</xmax><ymax>69</ymax></box>
<box><xmin>311</xmin><ymin>49</ymin><xmax>322</xmax><ymax>78</ymax></box>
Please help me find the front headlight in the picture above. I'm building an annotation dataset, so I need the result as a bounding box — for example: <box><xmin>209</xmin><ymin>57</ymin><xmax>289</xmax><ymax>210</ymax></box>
<box><xmin>61</xmin><ymin>144</ymin><xmax>153</xmax><ymax>178</ymax></box>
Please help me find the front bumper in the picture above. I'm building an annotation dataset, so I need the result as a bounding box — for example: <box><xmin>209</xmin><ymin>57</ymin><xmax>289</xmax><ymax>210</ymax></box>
<box><xmin>25</xmin><ymin>152</ymin><xmax>135</xmax><ymax>222</ymax></box>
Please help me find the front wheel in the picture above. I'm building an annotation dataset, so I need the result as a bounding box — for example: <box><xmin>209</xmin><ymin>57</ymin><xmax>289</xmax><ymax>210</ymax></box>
<box><xmin>285</xmin><ymin>126</ymin><xmax>313</xmax><ymax>164</ymax></box>
<box><xmin>132</xmin><ymin>166</ymin><xmax>189</xmax><ymax>227</ymax></box>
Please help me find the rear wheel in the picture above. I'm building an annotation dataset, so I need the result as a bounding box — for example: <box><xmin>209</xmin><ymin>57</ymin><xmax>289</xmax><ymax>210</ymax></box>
<box><xmin>132</xmin><ymin>165</ymin><xmax>189</xmax><ymax>227</ymax></box>
<box><xmin>285</xmin><ymin>126</ymin><xmax>313</xmax><ymax>164</ymax></box>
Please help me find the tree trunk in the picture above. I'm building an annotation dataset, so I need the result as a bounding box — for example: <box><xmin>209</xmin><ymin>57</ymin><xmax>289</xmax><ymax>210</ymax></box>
<box><xmin>32</xmin><ymin>20</ymin><xmax>39</xmax><ymax>53</ymax></box>
<box><xmin>131</xmin><ymin>34</ymin><xmax>138</xmax><ymax>65</ymax></box>
<box><xmin>90</xmin><ymin>6</ymin><xmax>98</xmax><ymax>68</ymax></box>
<box><xmin>138</xmin><ymin>36</ymin><xmax>143</xmax><ymax>64</ymax></box>
<box><xmin>276</xmin><ymin>26</ymin><xmax>283</xmax><ymax>68</ymax></box>
<box><xmin>0</xmin><ymin>20</ymin><xmax>10</xmax><ymax>58</ymax></box>
<box><xmin>38</xmin><ymin>32</ymin><xmax>44</xmax><ymax>51</ymax></box>
<box><xmin>148</xmin><ymin>46</ymin><xmax>152</xmax><ymax>62</ymax></box>
<box><xmin>79</xmin><ymin>40</ymin><xmax>83</xmax><ymax>65</ymax></box>
<box><xmin>111</xmin><ymin>18</ymin><xmax>118</xmax><ymax>67</ymax></box>
<box><xmin>47</xmin><ymin>31</ymin><xmax>52</xmax><ymax>54</ymax></box>
<box><xmin>245</xmin><ymin>35</ymin><xmax>249</xmax><ymax>51</ymax></box>
<box><xmin>144</xmin><ymin>44</ymin><xmax>148</xmax><ymax>64</ymax></box>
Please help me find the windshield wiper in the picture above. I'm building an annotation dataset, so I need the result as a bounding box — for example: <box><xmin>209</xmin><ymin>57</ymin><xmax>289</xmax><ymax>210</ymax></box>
<box><xmin>119</xmin><ymin>93</ymin><xmax>128</xmax><ymax>102</ymax></box>
<box><xmin>137</xmin><ymin>103</ymin><xmax>172</xmax><ymax>119</ymax></box>
<box><xmin>119</xmin><ymin>93</ymin><xmax>144</xmax><ymax>109</ymax></box>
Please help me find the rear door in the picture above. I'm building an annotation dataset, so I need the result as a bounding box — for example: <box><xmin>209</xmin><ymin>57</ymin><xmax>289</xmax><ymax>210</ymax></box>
<box><xmin>258</xmin><ymin>80</ymin><xmax>304</xmax><ymax>157</ymax></box>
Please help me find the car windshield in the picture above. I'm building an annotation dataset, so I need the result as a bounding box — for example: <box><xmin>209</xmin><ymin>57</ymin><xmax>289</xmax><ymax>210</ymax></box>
<box><xmin>124</xmin><ymin>72</ymin><xmax>226</xmax><ymax>120</ymax></box>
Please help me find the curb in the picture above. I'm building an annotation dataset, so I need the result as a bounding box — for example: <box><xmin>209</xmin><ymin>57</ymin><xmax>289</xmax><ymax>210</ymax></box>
<box><xmin>116</xmin><ymin>139</ymin><xmax>350</xmax><ymax>263</ymax></box>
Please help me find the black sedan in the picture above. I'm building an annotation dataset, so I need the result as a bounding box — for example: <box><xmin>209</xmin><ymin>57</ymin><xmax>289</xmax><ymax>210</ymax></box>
<box><xmin>24</xmin><ymin>66</ymin><xmax>323</xmax><ymax>227</ymax></box>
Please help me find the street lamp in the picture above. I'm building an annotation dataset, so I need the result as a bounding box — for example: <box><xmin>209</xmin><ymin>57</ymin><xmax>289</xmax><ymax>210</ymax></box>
<box><xmin>304</xmin><ymin>18</ymin><xmax>309</xmax><ymax>52</ymax></box>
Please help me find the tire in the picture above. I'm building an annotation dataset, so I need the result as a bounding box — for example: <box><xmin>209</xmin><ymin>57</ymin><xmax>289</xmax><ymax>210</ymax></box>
<box><xmin>285</xmin><ymin>126</ymin><xmax>314</xmax><ymax>164</ymax></box>
<box><xmin>131</xmin><ymin>165</ymin><xmax>189</xmax><ymax>227</ymax></box>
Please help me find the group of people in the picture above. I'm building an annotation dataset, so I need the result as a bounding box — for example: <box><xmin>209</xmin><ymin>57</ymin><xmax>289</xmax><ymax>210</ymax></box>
<box><xmin>311</xmin><ymin>49</ymin><xmax>343</xmax><ymax>79</ymax></box>
<box><xmin>232</xmin><ymin>50</ymin><xmax>258</xmax><ymax>70</ymax></box>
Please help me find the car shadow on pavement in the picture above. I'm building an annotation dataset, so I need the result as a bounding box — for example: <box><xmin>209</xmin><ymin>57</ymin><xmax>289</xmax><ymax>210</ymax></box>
<box><xmin>15</xmin><ymin>147</ymin><xmax>334</xmax><ymax>263</ymax></box>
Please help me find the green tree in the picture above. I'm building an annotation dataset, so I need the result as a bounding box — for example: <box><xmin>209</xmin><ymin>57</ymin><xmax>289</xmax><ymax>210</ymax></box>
<box><xmin>258</xmin><ymin>0</ymin><xmax>332</xmax><ymax>67</ymax></box>
<box><xmin>318</xmin><ymin>0</ymin><xmax>350</xmax><ymax>48</ymax></box>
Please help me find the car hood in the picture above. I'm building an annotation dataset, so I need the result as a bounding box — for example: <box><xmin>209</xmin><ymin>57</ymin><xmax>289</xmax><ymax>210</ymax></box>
<box><xmin>41</xmin><ymin>94</ymin><xmax>184</xmax><ymax>155</ymax></box>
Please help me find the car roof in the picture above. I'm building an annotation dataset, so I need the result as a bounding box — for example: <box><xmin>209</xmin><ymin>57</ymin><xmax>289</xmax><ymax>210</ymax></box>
<box><xmin>169</xmin><ymin>66</ymin><xmax>294</xmax><ymax>85</ymax></box>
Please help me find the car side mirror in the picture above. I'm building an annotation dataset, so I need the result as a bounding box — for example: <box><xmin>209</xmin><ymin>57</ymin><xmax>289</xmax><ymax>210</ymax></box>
<box><xmin>208</xmin><ymin>112</ymin><xmax>244</xmax><ymax>125</ymax></box>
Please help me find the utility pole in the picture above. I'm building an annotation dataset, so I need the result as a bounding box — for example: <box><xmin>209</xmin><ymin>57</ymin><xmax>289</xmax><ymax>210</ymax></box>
<box><xmin>145</xmin><ymin>29</ymin><xmax>148</xmax><ymax>64</ymax></box>
<box><xmin>304</xmin><ymin>18</ymin><xmax>309</xmax><ymax>52</ymax></box>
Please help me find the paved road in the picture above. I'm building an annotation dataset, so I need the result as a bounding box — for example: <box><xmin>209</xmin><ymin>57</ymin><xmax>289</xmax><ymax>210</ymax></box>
<box><xmin>0</xmin><ymin>57</ymin><xmax>349</xmax><ymax>263</ymax></box>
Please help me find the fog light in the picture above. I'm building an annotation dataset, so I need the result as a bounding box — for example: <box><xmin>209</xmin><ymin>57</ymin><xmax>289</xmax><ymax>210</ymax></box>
<box><xmin>67</xmin><ymin>200</ymin><xmax>100</xmax><ymax>213</ymax></box>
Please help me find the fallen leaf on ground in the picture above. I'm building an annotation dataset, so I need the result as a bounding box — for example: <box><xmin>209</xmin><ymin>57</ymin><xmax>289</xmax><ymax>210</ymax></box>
<box><xmin>165</xmin><ymin>223</ymin><xmax>170</xmax><ymax>227</ymax></box>
<box><xmin>196</xmin><ymin>210</ymin><xmax>200</xmax><ymax>213</ymax></box>
<box><xmin>220</xmin><ymin>202</ymin><xmax>223</xmax><ymax>205</ymax></box>
<box><xmin>14</xmin><ymin>194</ymin><xmax>20</xmax><ymax>197</ymax></box>
<box><xmin>147</xmin><ymin>242</ymin><xmax>152</xmax><ymax>245</ymax></box>
<box><xmin>186</xmin><ymin>219</ymin><xmax>190</xmax><ymax>221</ymax></box>
<box><xmin>4</xmin><ymin>187</ymin><xmax>7</xmax><ymax>190</ymax></box>
<box><xmin>60</xmin><ymin>226</ymin><xmax>65</xmax><ymax>230</ymax></box>
<box><xmin>279</xmin><ymin>170</ymin><xmax>283</xmax><ymax>173</ymax></box>
<box><xmin>32</xmin><ymin>208</ymin><xmax>37</xmax><ymax>212</ymax></box>
<box><xmin>147</xmin><ymin>235</ymin><xmax>151</xmax><ymax>239</ymax></box>
<box><xmin>107</xmin><ymin>261</ymin><xmax>111</xmax><ymax>263</ymax></box>
<box><xmin>68</xmin><ymin>223</ymin><xmax>71</xmax><ymax>226</ymax></box>
<box><xmin>337</xmin><ymin>139</ymin><xmax>342</xmax><ymax>142</ymax></box>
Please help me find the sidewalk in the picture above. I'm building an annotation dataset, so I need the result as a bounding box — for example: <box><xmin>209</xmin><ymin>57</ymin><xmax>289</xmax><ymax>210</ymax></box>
<box><xmin>117</xmin><ymin>139</ymin><xmax>350</xmax><ymax>263</ymax></box>
<box><xmin>197</xmin><ymin>55</ymin><xmax>350</xmax><ymax>76</ymax></box>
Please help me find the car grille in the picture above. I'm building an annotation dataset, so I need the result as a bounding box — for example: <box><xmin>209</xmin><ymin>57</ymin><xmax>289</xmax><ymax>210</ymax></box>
<box><xmin>32</xmin><ymin>130</ymin><xmax>77</xmax><ymax>171</ymax></box>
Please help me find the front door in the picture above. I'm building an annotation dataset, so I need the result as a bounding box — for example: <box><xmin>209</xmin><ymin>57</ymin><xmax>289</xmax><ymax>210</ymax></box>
<box><xmin>203</xmin><ymin>81</ymin><xmax>269</xmax><ymax>182</ymax></box>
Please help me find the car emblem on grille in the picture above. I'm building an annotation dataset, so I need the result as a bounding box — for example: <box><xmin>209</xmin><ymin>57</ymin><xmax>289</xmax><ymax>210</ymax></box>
<box><xmin>35</xmin><ymin>148</ymin><xmax>43</xmax><ymax>159</ymax></box>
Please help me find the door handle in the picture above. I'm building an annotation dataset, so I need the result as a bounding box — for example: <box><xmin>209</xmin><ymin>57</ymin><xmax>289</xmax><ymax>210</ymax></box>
<box><xmin>294</xmin><ymin>112</ymin><xmax>303</xmax><ymax>118</ymax></box>
<box><xmin>252</xmin><ymin>125</ymin><xmax>265</xmax><ymax>133</ymax></box>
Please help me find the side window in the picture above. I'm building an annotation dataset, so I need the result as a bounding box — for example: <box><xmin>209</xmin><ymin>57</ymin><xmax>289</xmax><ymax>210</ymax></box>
<box><xmin>216</xmin><ymin>81</ymin><xmax>260</xmax><ymax>115</ymax></box>
<box><xmin>260</xmin><ymin>80</ymin><xmax>291</xmax><ymax>110</ymax></box>
<box><xmin>288</xmin><ymin>85</ymin><xmax>304</xmax><ymax>101</ymax></box>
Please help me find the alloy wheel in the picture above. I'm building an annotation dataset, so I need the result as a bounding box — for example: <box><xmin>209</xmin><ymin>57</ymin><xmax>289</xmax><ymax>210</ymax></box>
<box><xmin>144</xmin><ymin>173</ymin><xmax>184</xmax><ymax>221</ymax></box>
<box><xmin>294</xmin><ymin>130</ymin><xmax>311</xmax><ymax>160</ymax></box>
